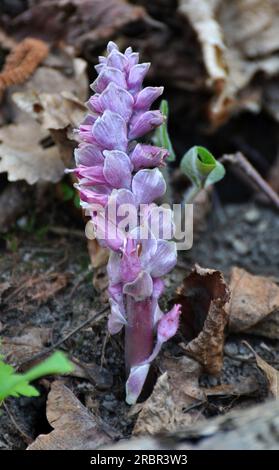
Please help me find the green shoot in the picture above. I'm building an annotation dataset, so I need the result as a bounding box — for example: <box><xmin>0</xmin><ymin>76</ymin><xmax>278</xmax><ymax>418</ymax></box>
<box><xmin>180</xmin><ymin>146</ymin><xmax>225</xmax><ymax>190</ymax></box>
<box><xmin>153</xmin><ymin>100</ymin><xmax>176</xmax><ymax>162</ymax></box>
<box><xmin>0</xmin><ymin>351</ymin><xmax>74</xmax><ymax>404</ymax></box>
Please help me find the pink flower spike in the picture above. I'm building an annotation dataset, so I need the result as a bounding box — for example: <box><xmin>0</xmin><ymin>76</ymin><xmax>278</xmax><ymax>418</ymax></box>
<box><xmin>69</xmin><ymin>41</ymin><xmax>181</xmax><ymax>405</ymax></box>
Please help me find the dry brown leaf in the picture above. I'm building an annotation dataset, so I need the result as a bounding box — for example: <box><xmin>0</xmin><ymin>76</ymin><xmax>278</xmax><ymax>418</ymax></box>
<box><xmin>205</xmin><ymin>377</ymin><xmax>259</xmax><ymax>398</ymax></box>
<box><xmin>13</xmin><ymin>59</ymin><xmax>88</xmax><ymax>102</ymax></box>
<box><xmin>133</xmin><ymin>356</ymin><xmax>205</xmax><ymax>436</ymax></box>
<box><xmin>8</xmin><ymin>0</ymin><xmax>147</xmax><ymax>48</ymax></box>
<box><xmin>178</xmin><ymin>0</ymin><xmax>227</xmax><ymax>87</ymax></box>
<box><xmin>176</xmin><ymin>264</ymin><xmax>230</xmax><ymax>374</ymax></box>
<box><xmin>87</xmin><ymin>239</ymin><xmax>109</xmax><ymax>269</ymax></box>
<box><xmin>4</xmin><ymin>271</ymin><xmax>69</xmax><ymax>310</ymax></box>
<box><xmin>228</xmin><ymin>267</ymin><xmax>279</xmax><ymax>338</ymax></box>
<box><xmin>12</xmin><ymin>56</ymin><xmax>88</xmax><ymax>127</ymax></box>
<box><xmin>178</xmin><ymin>0</ymin><xmax>279</xmax><ymax>124</ymax></box>
<box><xmin>1</xmin><ymin>327</ymin><xmax>51</xmax><ymax>364</ymax></box>
<box><xmin>28</xmin><ymin>381</ymin><xmax>111</xmax><ymax>450</ymax></box>
<box><xmin>10</xmin><ymin>58</ymin><xmax>88</xmax><ymax>167</ymax></box>
<box><xmin>13</xmin><ymin>90</ymin><xmax>87</xmax><ymax>131</ymax></box>
<box><xmin>0</xmin><ymin>120</ymin><xmax>65</xmax><ymax>184</ymax></box>
<box><xmin>244</xmin><ymin>342</ymin><xmax>279</xmax><ymax>398</ymax></box>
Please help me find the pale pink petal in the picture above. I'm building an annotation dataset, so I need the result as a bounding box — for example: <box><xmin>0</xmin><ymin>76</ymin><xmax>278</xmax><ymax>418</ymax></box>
<box><xmin>129</xmin><ymin>110</ymin><xmax>164</xmax><ymax>139</ymax></box>
<box><xmin>128</xmin><ymin>63</ymin><xmax>150</xmax><ymax>94</ymax></box>
<box><xmin>123</xmin><ymin>271</ymin><xmax>153</xmax><ymax>301</ymax></box>
<box><xmin>92</xmin><ymin>67</ymin><xmax>127</xmax><ymax>93</ymax></box>
<box><xmin>93</xmin><ymin>110</ymin><xmax>128</xmax><ymax>151</ymax></box>
<box><xmin>148</xmin><ymin>240</ymin><xmax>177</xmax><ymax>277</ymax></box>
<box><xmin>134</xmin><ymin>86</ymin><xmax>164</xmax><ymax>110</ymax></box>
<box><xmin>132</xmin><ymin>168</ymin><xmax>166</xmax><ymax>205</ymax></box>
<box><xmin>126</xmin><ymin>364</ymin><xmax>150</xmax><ymax>405</ymax></box>
<box><xmin>103</xmin><ymin>150</ymin><xmax>132</xmax><ymax>189</ymax></box>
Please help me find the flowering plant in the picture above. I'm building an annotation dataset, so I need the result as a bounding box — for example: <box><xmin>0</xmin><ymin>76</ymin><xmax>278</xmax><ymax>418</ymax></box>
<box><xmin>70</xmin><ymin>42</ymin><xmax>181</xmax><ymax>404</ymax></box>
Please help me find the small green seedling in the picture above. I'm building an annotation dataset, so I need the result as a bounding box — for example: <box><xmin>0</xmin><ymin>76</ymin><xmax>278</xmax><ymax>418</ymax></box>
<box><xmin>153</xmin><ymin>100</ymin><xmax>176</xmax><ymax>162</ymax></box>
<box><xmin>180</xmin><ymin>146</ymin><xmax>225</xmax><ymax>202</ymax></box>
<box><xmin>0</xmin><ymin>351</ymin><xmax>74</xmax><ymax>404</ymax></box>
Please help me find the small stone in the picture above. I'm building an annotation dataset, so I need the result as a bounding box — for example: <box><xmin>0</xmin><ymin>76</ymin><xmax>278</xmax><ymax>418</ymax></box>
<box><xmin>257</xmin><ymin>221</ymin><xmax>268</xmax><ymax>232</ymax></box>
<box><xmin>231</xmin><ymin>238</ymin><xmax>249</xmax><ymax>255</ymax></box>
<box><xmin>224</xmin><ymin>341</ymin><xmax>238</xmax><ymax>356</ymax></box>
<box><xmin>244</xmin><ymin>208</ymin><xmax>260</xmax><ymax>224</ymax></box>
<box><xmin>207</xmin><ymin>376</ymin><xmax>219</xmax><ymax>387</ymax></box>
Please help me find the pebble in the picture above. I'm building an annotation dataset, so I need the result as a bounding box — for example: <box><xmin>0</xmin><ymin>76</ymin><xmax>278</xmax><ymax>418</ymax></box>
<box><xmin>257</xmin><ymin>220</ymin><xmax>268</xmax><ymax>232</ymax></box>
<box><xmin>231</xmin><ymin>238</ymin><xmax>250</xmax><ymax>255</ymax></box>
<box><xmin>207</xmin><ymin>376</ymin><xmax>219</xmax><ymax>387</ymax></box>
<box><xmin>224</xmin><ymin>341</ymin><xmax>239</xmax><ymax>356</ymax></box>
<box><xmin>244</xmin><ymin>208</ymin><xmax>260</xmax><ymax>224</ymax></box>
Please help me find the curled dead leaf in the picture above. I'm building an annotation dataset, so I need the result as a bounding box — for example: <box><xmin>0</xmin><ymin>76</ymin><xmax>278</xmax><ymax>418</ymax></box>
<box><xmin>178</xmin><ymin>0</ymin><xmax>279</xmax><ymax>125</ymax></box>
<box><xmin>228</xmin><ymin>267</ymin><xmax>279</xmax><ymax>339</ymax></box>
<box><xmin>176</xmin><ymin>264</ymin><xmax>230</xmax><ymax>374</ymax></box>
<box><xmin>243</xmin><ymin>342</ymin><xmax>279</xmax><ymax>399</ymax></box>
<box><xmin>28</xmin><ymin>381</ymin><xmax>111</xmax><ymax>450</ymax></box>
<box><xmin>133</xmin><ymin>355</ymin><xmax>205</xmax><ymax>436</ymax></box>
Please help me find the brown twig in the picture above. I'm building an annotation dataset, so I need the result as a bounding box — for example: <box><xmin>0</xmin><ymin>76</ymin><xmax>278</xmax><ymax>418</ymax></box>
<box><xmin>101</xmin><ymin>331</ymin><xmax>109</xmax><ymax>368</ymax></box>
<box><xmin>2</xmin><ymin>402</ymin><xmax>33</xmax><ymax>445</ymax></box>
<box><xmin>221</xmin><ymin>152</ymin><xmax>279</xmax><ymax>211</ymax></box>
<box><xmin>16</xmin><ymin>305</ymin><xmax>109</xmax><ymax>370</ymax></box>
<box><xmin>0</xmin><ymin>38</ymin><xmax>49</xmax><ymax>93</ymax></box>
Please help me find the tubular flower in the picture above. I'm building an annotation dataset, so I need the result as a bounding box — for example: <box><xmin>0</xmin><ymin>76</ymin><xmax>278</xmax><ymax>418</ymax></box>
<box><xmin>72</xmin><ymin>42</ymin><xmax>181</xmax><ymax>404</ymax></box>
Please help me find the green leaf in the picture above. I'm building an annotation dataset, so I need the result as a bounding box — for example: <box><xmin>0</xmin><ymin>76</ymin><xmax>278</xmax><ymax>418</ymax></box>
<box><xmin>73</xmin><ymin>194</ymin><xmax>80</xmax><ymax>209</ymax></box>
<box><xmin>153</xmin><ymin>100</ymin><xmax>176</xmax><ymax>162</ymax></box>
<box><xmin>204</xmin><ymin>160</ymin><xmax>226</xmax><ymax>187</ymax></box>
<box><xmin>23</xmin><ymin>352</ymin><xmax>74</xmax><ymax>383</ymax></box>
<box><xmin>61</xmin><ymin>182</ymin><xmax>75</xmax><ymax>201</ymax></box>
<box><xmin>0</xmin><ymin>352</ymin><xmax>74</xmax><ymax>403</ymax></box>
<box><xmin>180</xmin><ymin>145</ymin><xmax>225</xmax><ymax>189</ymax></box>
<box><xmin>195</xmin><ymin>146</ymin><xmax>216</xmax><ymax>175</ymax></box>
<box><xmin>180</xmin><ymin>146</ymin><xmax>202</xmax><ymax>188</ymax></box>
